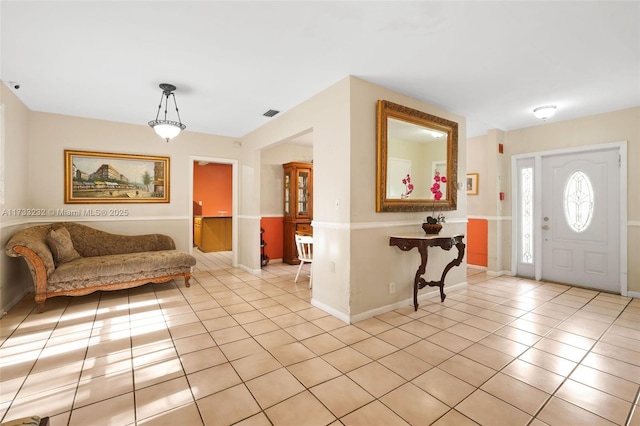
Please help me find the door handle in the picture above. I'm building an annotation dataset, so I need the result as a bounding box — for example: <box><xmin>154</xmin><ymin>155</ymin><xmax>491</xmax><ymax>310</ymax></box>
<box><xmin>541</xmin><ymin>225</ymin><xmax>550</xmax><ymax>230</ymax></box>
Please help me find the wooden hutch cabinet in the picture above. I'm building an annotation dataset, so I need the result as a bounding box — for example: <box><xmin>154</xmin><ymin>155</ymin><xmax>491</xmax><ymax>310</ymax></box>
<box><xmin>283</xmin><ymin>162</ymin><xmax>313</xmax><ymax>264</ymax></box>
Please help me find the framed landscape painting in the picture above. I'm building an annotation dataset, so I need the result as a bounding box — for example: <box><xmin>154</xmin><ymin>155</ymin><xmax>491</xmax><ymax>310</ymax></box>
<box><xmin>64</xmin><ymin>150</ymin><xmax>170</xmax><ymax>203</ymax></box>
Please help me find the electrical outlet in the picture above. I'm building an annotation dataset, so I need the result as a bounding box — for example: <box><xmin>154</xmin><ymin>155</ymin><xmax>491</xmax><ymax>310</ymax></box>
<box><xmin>389</xmin><ymin>282</ymin><xmax>396</xmax><ymax>294</ymax></box>
<box><xmin>330</xmin><ymin>262</ymin><xmax>335</xmax><ymax>273</ymax></box>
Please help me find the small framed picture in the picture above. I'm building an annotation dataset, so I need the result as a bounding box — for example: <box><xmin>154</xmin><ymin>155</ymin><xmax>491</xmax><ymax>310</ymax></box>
<box><xmin>466</xmin><ymin>173</ymin><xmax>479</xmax><ymax>195</ymax></box>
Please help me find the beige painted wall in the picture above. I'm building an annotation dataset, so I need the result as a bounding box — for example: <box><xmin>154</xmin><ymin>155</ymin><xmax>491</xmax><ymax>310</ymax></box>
<box><xmin>0</xmin><ymin>84</ymin><xmax>243</xmax><ymax>312</ymax></box>
<box><xmin>260</xmin><ymin>143</ymin><xmax>313</xmax><ymax>216</ymax></box>
<box><xmin>241</xmin><ymin>77</ymin><xmax>352</xmax><ymax>316</ymax></box>
<box><xmin>1</xmin><ymin>83</ymin><xmax>32</xmax><ymax>311</ymax></box>
<box><xmin>467</xmin><ymin>107</ymin><xmax>640</xmax><ymax>293</ymax></box>
<box><xmin>241</xmin><ymin>76</ymin><xmax>468</xmax><ymax>321</ymax></box>
<box><xmin>467</xmin><ymin>134</ymin><xmax>497</xmax><ymax>217</ymax></box>
<box><xmin>348</xmin><ymin>78</ymin><xmax>467</xmax><ymax>317</ymax></box>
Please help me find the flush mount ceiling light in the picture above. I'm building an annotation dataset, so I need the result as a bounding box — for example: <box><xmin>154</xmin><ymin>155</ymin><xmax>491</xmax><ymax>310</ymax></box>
<box><xmin>533</xmin><ymin>105</ymin><xmax>557</xmax><ymax>121</ymax></box>
<box><xmin>148</xmin><ymin>83</ymin><xmax>186</xmax><ymax>142</ymax></box>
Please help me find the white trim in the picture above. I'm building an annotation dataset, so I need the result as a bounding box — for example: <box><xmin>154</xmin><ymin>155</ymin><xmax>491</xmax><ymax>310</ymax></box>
<box><xmin>260</xmin><ymin>214</ymin><xmax>284</xmax><ymax>218</ymax></box>
<box><xmin>629</xmin><ymin>221</ymin><xmax>640</xmax><ymax>227</ymax></box>
<box><xmin>311</xmin><ymin>284</ymin><xmax>472</xmax><ymax>324</ymax></box>
<box><xmin>238</xmin><ymin>264</ymin><xmax>262</xmax><ymax>275</ymax></box>
<box><xmin>310</xmin><ymin>298</ymin><xmax>351</xmax><ymax>324</ymax></box>
<box><xmin>0</xmin><ymin>215</ymin><xmax>191</xmax><ymax>229</ymax></box>
<box><xmin>619</xmin><ymin>142</ymin><xmax>628</xmax><ymax>296</ymax></box>
<box><xmin>313</xmin><ymin>217</ymin><xmax>468</xmax><ymax>231</ymax></box>
<box><xmin>311</xmin><ymin>221</ymin><xmax>352</xmax><ymax>230</ymax></box>
<box><xmin>467</xmin><ymin>264</ymin><xmax>488</xmax><ymax>271</ymax></box>
<box><xmin>237</xmin><ymin>215</ymin><xmax>262</xmax><ymax>221</ymax></box>
<box><xmin>468</xmin><ymin>215</ymin><xmax>512</xmax><ymax>221</ymax></box>
<box><xmin>511</xmin><ymin>141</ymin><xmax>628</xmax><ymax>296</ymax></box>
<box><xmin>626</xmin><ymin>291</ymin><xmax>640</xmax><ymax>299</ymax></box>
<box><xmin>510</xmin><ymin>141</ymin><xmax>628</xmax><ymax>160</ymax></box>
<box><xmin>486</xmin><ymin>270</ymin><xmax>514</xmax><ymax>277</ymax></box>
<box><xmin>348</xmin><ymin>282</ymin><xmax>468</xmax><ymax>323</ymax></box>
<box><xmin>1</xmin><ymin>287</ymin><xmax>31</xmax><ymax>319</ymax></box>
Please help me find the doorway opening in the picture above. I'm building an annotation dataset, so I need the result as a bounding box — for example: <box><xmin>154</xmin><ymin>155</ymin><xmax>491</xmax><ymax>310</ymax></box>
<box><xmin>189</xmin><ymin>156</ymin><xmax>239</xmax><ymax>267</ymax></box>
<box><xmin>258</xmin><ymin>129</ymin><xmax>313</xmax><ymax>266</ymax></box>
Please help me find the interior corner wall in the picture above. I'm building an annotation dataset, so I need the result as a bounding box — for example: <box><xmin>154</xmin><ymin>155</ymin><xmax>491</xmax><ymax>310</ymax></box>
<box><xmin>259</xmin><ymin>142</ymin><xmax>313</xmax><ymax>262</ymax></box>
<box><xmin>260</xmin><ymin>142</ymin><xmax>313</xmax><ymax>216</ymax></box>
<box><xmin>241</xmin><ymin>77</ymin><xmax>353</xmax><ymax>318</ymax></box>
<box><xmin>1</xmin><ymin>83</ymin><xmax>32</xmax><ymax>314</ymax></box>
<box><xmin>1</xmin><ymin>91</ymin><xmax>243</xmax><ymax>313</ymax></box>
<box><xmin>347</xmin><ymin>77</ymin><xmax>468</xmax><ymax>318</ymax></box>
<box><xmin>25</xmin><ymin>112</ymin><xmax>240</xmax><ymax>252</ymax></box>
<box><xmin>467</xmin><ymin>130</ymin><xmax>511</xmax><ymax>274</ymax></box>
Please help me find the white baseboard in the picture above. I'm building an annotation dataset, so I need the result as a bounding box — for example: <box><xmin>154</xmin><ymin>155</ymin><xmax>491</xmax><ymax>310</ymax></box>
<box><xmin>316</xmin><ymin>281</ymin><xmax>468</xmax><ymax>324</ymax></box>
<box><xmin>467</xmin><ymin>264</ymin><xmax>488</xmax><ymax>271</ymax></box>
<box><xmin>310</xmin><ymin>298</ymin><xmax>351</xmax><ymax>324</ymax></box>
<box><xmin>238</xmin><ymin>264</ymin><xmax>262</xmax><ymax>275</ymax></box>
<box><xmin>2</xmin><ymin>288</ymin><xmax>32</xmax><ymax>317</ymax></box>
<box><xmin>350</xmin><ymin>282</ymin><xmax>468</xmax><ymax>323</ymax></box>
<box><xmin>626</xmin><ymin>291</ymin><xmax>640</xmax><ymax>299</ymax></box>
<box><xmin>487</xmin><ymin>270</ymin><xmax>513</xmax><ymax>277</ymax></box>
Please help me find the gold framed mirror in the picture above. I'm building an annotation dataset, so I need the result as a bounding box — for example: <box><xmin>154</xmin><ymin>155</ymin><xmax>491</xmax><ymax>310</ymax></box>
<box><xmin>376</xmin><ymin>100</ymin><xmax>458</xmax><ymax>212</ymax></box>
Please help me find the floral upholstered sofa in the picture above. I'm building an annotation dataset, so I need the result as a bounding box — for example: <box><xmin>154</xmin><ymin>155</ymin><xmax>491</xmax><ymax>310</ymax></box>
<box><xmin>5</xmin><ymin>222</ymin><xmax>196</xmax><ymax>312</ymax></box>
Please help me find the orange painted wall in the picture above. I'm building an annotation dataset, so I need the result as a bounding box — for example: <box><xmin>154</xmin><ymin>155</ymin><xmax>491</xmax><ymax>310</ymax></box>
<box><xmin>467</xmin><ymin>218</ymin><xmax>488</xmax><ymax>267</ymax></box>
<box><xmin>260</xmin><ymin>217</ymin><xmax>283</xmax><ymax>261</ymax></box>
<box><xmin>193</xmin><ymin>163</ymin><xmax>232</xmax><ymax>216</ymax></box>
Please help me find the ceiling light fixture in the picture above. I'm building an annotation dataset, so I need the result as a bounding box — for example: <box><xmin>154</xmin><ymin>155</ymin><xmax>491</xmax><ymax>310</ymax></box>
<box><xmin>533</xmin><ymin>105</ymin><xmax>557</xmax><ymax>121</ymax></box>
<box><xmin>148</xmin><ymin>83</ymin><xmax>186</xmax><ymax>142</ymax></box>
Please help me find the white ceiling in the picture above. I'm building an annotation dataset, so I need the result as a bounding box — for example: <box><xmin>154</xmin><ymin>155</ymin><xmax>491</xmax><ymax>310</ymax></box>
<box><xmin>2</xmin><ymin>1</ymin><xmax>639</xmax><ymax>139</ymax></box>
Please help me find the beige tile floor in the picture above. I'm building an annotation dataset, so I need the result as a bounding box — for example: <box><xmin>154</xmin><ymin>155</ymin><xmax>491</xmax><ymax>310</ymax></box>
<box><xmin>1</xmin><ymin>250</ymin><xmax>639</xmax><ymax>425</ymax></box>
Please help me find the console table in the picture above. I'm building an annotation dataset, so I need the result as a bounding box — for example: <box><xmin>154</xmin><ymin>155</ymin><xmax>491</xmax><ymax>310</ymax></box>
<box><xmin>389</xmin><ymin>233</ymin><xmax>465</xmax><ymax>311</ymax></box>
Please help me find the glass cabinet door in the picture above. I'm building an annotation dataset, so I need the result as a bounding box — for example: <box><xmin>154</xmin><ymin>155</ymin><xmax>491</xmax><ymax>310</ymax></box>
<box><xmin>284</xmin><ymin>170</ymin><xmax>291</xmax><ymax>217</ymax></box>
<box><xmin>297</xmin><ymin>169</ymin><xmax>310</xmax><ymax>218</ymax></box>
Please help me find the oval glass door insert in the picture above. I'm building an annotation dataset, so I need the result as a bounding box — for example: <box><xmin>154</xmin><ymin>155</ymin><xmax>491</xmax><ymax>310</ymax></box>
<box><xmin>564</xmin><ymin>171</ymin><xmax>594</xmax><ymax>232</ymax></box>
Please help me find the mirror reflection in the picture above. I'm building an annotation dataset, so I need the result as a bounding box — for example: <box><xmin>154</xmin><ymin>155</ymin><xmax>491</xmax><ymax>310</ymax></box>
<box><xmin>386</xmin><ymin>118</ymin><xmax>448</xmax><ymax>200</ymax></box>
<box><xmin>376</xmin><ymin>100</ymin><xmax>458</xmax><ymax>212</ymax></box>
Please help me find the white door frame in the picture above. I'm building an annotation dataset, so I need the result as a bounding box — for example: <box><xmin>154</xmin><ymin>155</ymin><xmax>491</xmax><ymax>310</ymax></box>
<box><xmin>511</xmin><ymin>141</ymin><xmax>628</xmax><ymax>295</ymax></box>
<box><xmin>189</xmin><ymin>156</ymin><xmax>239</xmax><ymax>267</ymax></box>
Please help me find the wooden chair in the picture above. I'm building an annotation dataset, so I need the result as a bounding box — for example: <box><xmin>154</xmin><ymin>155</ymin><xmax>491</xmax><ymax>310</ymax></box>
<box><xmin>294</xmin><ymin>234</ymin><xmax>313</xmax><ymax>288</ymax></box>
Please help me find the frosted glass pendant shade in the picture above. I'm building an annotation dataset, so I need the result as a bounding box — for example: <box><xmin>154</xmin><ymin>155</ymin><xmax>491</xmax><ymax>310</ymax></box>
<box><xmin>148</xmin><ymin>83</ymin><xmax>186</xmax><ymax>142</ymax></box>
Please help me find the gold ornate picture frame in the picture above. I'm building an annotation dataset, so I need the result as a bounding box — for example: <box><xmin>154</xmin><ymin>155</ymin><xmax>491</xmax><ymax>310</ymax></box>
<box><xmin>64</xmin><ymin>150</ymin><xmax>170</xmax><ymax>203</ymax></box>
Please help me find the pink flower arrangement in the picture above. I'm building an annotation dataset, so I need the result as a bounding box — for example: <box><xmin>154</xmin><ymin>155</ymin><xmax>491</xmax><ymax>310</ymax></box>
<box><xmin>401</xmin><ymin>174</ymin><xmax>414</xmax><ymax>199</ymax></box>
<box><xmin>425</xmin><ymin>172</ymin><xmax>447</xmax><ymax>224</ymax></box>
<box><xmin>430</xmin><ymin>171</ymin><xmax>447</xmax><ymax>200</ymax></box>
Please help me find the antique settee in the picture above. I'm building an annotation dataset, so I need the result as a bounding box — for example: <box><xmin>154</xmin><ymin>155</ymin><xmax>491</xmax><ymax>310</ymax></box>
<box><xmin>5</xmin><ymin>222</ymin><xmax>196</xmax><ymax>312</ymax></box>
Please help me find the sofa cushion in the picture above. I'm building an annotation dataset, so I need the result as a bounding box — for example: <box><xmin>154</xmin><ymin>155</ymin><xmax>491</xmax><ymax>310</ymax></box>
<box><xmin>47</xmin><ymin>250</ymin><xmax>196</xmax><ymax>292</ymax></box>
<box><xmin>46</xmin><ymin>227</ymin><xmax>81</xmax><ymax>266</ymax></box>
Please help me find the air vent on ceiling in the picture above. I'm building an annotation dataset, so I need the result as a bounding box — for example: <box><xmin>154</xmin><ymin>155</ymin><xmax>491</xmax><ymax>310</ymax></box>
<box><xmin>263</xmin><ymin>109</ymin><xmax>280</xmax><ymax>117</ymax></box>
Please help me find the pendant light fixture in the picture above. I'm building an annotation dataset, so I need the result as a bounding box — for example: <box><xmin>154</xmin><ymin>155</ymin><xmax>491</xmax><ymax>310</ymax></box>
<box><xmin>148</xmin><ymin>83</ymin><xmax>186</xmax><ymax>142</ymax></box>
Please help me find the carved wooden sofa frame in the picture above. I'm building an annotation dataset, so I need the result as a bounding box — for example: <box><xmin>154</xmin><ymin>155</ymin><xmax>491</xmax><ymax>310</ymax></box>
<box><xmin>5</xmin><ymin>222</ymin><xmax>196</xmax><ymax>312</ymax></box>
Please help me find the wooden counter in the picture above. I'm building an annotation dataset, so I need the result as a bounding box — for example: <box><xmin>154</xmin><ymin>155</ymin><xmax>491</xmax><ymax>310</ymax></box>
<box><xmin>194</xmin><ymin>216</ymin><xmax>232</xmax><ymax>252</ymax></box>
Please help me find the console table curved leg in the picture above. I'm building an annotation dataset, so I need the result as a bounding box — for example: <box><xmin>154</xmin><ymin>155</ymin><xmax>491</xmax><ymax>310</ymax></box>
<box><xmin>413</xmin><ymin>246</ymin><xmax>429</xmax><ymax>310</ymax></box>
<box><xmin>439</xmin><ymin>241</ymin><xmax>466</xmax><ymax>290</ymax></box>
